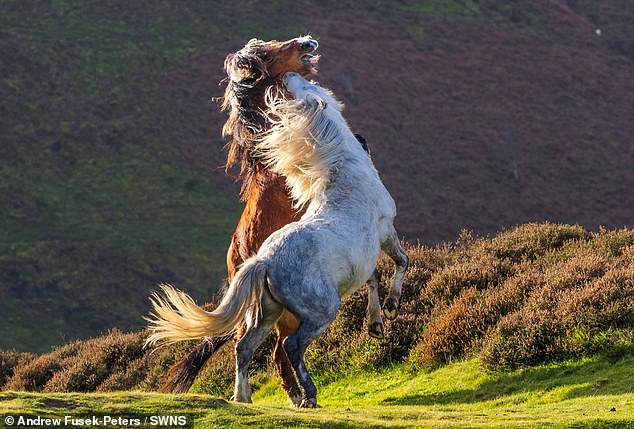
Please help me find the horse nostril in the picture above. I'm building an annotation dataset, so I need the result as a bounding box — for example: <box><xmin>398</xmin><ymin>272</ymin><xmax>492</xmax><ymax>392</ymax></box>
<box><xmin>300</xmin><ymin>41</ymin><xmax>313</xmax><ymax>51</ymax></box>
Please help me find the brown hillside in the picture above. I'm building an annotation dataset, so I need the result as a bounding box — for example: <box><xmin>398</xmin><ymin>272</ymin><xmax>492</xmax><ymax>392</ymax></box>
<box><xmin>157</xmin><ymin>1</ymin><xmax>633</xmax><ymax>244</ymax></box>
<box><xmin>1</xmin><ymin>1</ymin><xmax>631</xmax><ymax>351</ymax></box>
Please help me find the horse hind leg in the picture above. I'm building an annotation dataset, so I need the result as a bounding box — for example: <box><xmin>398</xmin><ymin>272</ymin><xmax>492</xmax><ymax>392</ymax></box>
<box><xmin>234</xmin><ymin>291</ymin><xmax>283</xmax><ymax>403</ymax></box>
<box><xmin>283</xmin><ymin>288</ymin><xmax>340</xmax><ymax>408</ymax></box>
<box><xmin>366</xmin><ymin>269</ymin><xmax>384</xmax><ymax>339</ymax></box>
<box><xmin>381</xmin><ymin>229</ymin><xmax>409</xmax><ymax>320</ymax></box>
<box><xmin>273</xmin><ymin>311</ymin><xmax>302</xmax><ymax>406</ymax></box>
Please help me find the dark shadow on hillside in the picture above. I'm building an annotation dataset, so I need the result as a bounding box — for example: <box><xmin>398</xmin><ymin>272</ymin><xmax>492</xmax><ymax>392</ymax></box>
<box><xmin>382</xmin><ymin>348</ymin><xmax>634</xmax><ymax>406</ymax></box>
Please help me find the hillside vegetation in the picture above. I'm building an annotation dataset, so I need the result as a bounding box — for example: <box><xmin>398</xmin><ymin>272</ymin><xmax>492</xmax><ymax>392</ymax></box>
<box><xmin>2</xmin><ymin>223</ymin><xmax>632</xmax><ymax>399</ymax></box>
<box><xmin>1</xmin><ymin>223</ymin><xmax>632</xmax><ymax>427</ymax></box>
<box><xmin>1</xmin><ymin>0</ymin><xmax>632</xmax><ymax>353</ymax></box>
<box><xmin>1</xmin><ymin>354</ymin><xmax>633</xmax><ymax>428</ymax></box>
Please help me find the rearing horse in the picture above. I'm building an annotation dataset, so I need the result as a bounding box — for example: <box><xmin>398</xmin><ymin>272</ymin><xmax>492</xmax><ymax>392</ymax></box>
<box><xmin>147</xmin><ymin>73</ymin><xmax>408</xmax><ymax>408</ymax></box>
<box><xmin>161</xmin><ymin>36</ymin><xmax>386</xmax><ymax>406</ymax></box>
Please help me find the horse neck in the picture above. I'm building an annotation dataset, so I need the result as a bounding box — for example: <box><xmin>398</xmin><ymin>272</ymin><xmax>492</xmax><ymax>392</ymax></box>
<box><xmin>237</xmin><ymin>92</ymin><xmax>268</xmax><ymax>132</ymax></box>
<box><xmin>305</xmin><ymin>154</ymin><xmax>376</xmax><ymax>209</ymax></box>
<box><xmin>300</xmin><ymin>112</ymin><xmax>380</xmax><ymax>214</ymax></box>
<box><xmin>225</xmin><ymin>83</ymin><xmax>279</xmax><ymax>199</ymax></box>
<box><xmin>249</xmin><ymin>168</ymin><xmax>294</xmax><ymax>205</ymax></box>
<box><xmin>240</xmin><ymin>167</ymin><xmax>301</xmax><ymax>243</ymax></box>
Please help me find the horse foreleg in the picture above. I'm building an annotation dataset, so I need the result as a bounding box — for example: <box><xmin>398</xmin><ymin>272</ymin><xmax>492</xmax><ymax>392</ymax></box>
<box><xmin>366</xmin><ymin>269</ymin><xmax>384</xmax><ymax>339</ymax></box>
<box><xmin>273</xmin><ymin>311</ymin><xmax>302</xmax><ymax>406</ymax></box>
<box><xmin>381</xmin><ymin>229</ymin><xmax>409</xmax><ymax>320</ymax></box>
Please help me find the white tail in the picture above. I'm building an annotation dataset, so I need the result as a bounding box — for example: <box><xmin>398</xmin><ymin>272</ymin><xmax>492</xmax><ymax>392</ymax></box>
<box><xmin>145</xmin><ymin>258</ymin><xmax>268</xmax><ymax>348</ymax></box>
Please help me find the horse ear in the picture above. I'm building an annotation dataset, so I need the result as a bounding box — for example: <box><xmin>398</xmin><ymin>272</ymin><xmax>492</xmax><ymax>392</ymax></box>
<box><xmin>354</xmin><ymin>133</ymin><xmax>370</xmax><ymax>155</ymax></box>
<box><xmin>224</xmin><ymin>51</ymin><xmax>266</xmax><ymax>86</ymax></box>
<box><xmin>304</xmin><ymin>95</ymin><xmax>327</xmax><ymax>110</ymax></box>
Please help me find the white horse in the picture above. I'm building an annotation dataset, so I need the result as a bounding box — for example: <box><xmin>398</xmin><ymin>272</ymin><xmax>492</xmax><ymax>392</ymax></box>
<box><xmin>146</xmin><ymin>73</ymin><xmax>408</xmax><ymax>408</ymax></box>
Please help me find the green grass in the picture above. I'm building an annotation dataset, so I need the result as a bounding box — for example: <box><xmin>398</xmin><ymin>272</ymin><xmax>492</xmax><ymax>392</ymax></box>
<box><xmin>2</xmin><ymin>353</ymin><xmax>632</xmax><ymax>428</ymax></box>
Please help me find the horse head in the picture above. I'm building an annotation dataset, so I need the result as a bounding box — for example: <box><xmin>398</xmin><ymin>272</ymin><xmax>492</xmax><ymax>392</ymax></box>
<box><xmin>224</xmin><ymin>36</ymin><xmax>319</xmax><ymax>87</ymax></box>
<box><xmin>221</xmin><ymin>36</ymin><xmax>320</xmax><ymax>193</ymax></box>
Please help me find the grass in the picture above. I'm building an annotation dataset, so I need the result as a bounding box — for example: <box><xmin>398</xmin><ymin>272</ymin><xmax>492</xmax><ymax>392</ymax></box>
<box><xmin>2</xmin><ymin>352</ymin><xmax>632</xmax><ymax>428</ymax></box>
<box><xmin>1</xmin><ymin>0</ymin><xmax>632</xmax><ymax>409</ymax></box>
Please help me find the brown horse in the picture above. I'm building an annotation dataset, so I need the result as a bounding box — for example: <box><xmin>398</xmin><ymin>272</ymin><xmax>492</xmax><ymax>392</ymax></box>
<box><xmin>161</xmin><ymin>36</ymin><xmax>384</xmax><ymax>405</ymax></box>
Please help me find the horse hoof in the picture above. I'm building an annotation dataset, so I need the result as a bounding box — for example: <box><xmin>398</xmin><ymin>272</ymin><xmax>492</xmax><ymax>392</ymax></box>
<box><xmin>299</xmin><ymin>398</ymin><xmax>319</xmax><ymax>408</ymax></box>
<box><xmin>368</xmin><ymin>322</ymin><xmax>384</xmax><ymax>339</ymax></box>
<box><xmin>232</xmin><ymin>391</ymin><xmax>253</xmax><ymax>404</ymax></box>
<box><xmin>383</xmin><ymin>298</ymin><xmax>399</xmax><ymax>320</ymax></box>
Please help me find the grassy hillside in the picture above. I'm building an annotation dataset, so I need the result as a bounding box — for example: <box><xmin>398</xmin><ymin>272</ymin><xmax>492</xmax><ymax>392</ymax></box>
<box><xmin>0</xmin><ymin>223</ymin><xmax>632</xmax><ymax>427</ymax></box>
<box><xmin>2</xmin><ymin>224</ymin><xmax>631</xmax><ymax>398</ymax></box>
<box><xmin>1</xmin><ymin>354</ymin><xmax>632</xmax><ymax>428</ymax></box>
<box><xmin>0</xmin><ymin>1</ymin><xmax>298</xmax><ymax>351</ymax></box>
<box><xmin>1</xmin><ymin>0</ymin><xmax>633</xmax><ymax>352</ymax></box>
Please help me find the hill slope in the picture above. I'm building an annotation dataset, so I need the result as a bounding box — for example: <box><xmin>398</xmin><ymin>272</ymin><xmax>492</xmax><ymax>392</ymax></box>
<box><xmin>2</xmin><ymin>355</ymin><xmax>633</xmax><ymax>428</ymax></box>
<box><xmin>1</xmin><ymin>1</ymin><xmax>633</xmax><ymax>351</ymax></box>
<box><xmin>3</xmin><ymin>223</ymin><xmax>631</xmax><ymax>398</ymax></box>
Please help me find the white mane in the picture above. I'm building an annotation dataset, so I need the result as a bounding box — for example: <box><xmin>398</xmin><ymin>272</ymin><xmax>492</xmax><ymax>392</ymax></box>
<box><xmin>256</xmin><ymin>86</ymin><xmax>348</xmax><ymax>208</ymax></box>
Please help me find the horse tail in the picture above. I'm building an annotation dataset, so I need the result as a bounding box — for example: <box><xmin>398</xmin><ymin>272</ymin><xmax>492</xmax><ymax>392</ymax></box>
<box><xmin>160</xmin><ymin>336</ymin><xmax>231</xmax><ymax>393</ymax></box>
<box><xmin>145</xmin><ymin>258</ymin><xmax>268</xmax><ymax>348</ymax></box>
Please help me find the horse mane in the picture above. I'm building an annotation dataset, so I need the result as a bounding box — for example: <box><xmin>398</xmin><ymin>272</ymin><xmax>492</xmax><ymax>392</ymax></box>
<box><xmin>257</xmin><ymin>86</ymin><xmax>348</xmax><ymax>209</ymax></box>
<box><xmin>219</xmin><ymin>39</ymin><xmax>284</xmax><ymax>199</ymax></box>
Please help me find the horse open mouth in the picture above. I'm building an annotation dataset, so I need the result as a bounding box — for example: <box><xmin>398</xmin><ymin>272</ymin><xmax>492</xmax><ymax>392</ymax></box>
<box><xmin>301</xmin><ymin>52</ymin><xmax>320</xmax><ymax>66</ymax></box>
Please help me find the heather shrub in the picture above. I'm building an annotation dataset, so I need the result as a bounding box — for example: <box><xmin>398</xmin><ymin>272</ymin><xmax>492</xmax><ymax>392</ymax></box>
<box><xmin>7</xmin><ymin>356</ymin><xmax>63</xmax><ymax>391</ymax></box>
<box><xmin>593</xmin><ymin>228</ymin><xmax>634</xmax><ymax>257</ymax></box>
<box><xmin>480</xmin><ymin>309</ymin><xmax>566</xmax><ymax>369</ymax></box>
<box><xmin>410</xmin><ymin>287</ymin><xmax>481</xmax><ymax>367</ymax></box>
<box><xmin>43</xmin><ymin>356</ymin><xmax>105</xmax><ymax>392</ymax></box>
<box><xmin>6</xmin><ymin>330</ymin><xmax>148</xmax><ymax>392</ymax></box>
<box><xmin>527</xmin><ymin>253</ymin><xmax>609</xmax><ymax>311</ymax></box>
<box><xmin>6</xmin><ymin>340</ymin><xmax>82</xmax><ymax>391</ymax></box>
<box><xmin>424</xmin><ymin>254</ymin><xmax>513</xmax><ymax>306</ymax></box>
<box><xmin>0</xmin><ymin>350</ymin><xmax>36</xmax><ymax>389</ymax></box>
<box><xmin>482</xmin><ymin>223</ymin><xmax>588</xmax><ymax>262</ymax></box>
<box><xmin>480</xmin><ymin>251</ymin><xmax>632</xmax><ymax>370</ymax></box>
<box><xmin>558</xmin><ymin>266</ymin><xmax>634</xmax><ymax>355</ymax></box>
<box><xmin>5</xmin><ymin>224</ymin><xmax>632</xmax><ymax>393</ymax></box>
<box><xmin>98</xmin><ymin>355</ymin><xmax>153</xmax><ymax>392</ymax></box>
<box><xmin>411</xmin><ymin>267</ymin><xmax>541</xmax><ymax>367</ymax></box>
<box><xmin>622</xmin><ymin>245</ymin><xmax>634</xmax><ymax>264</ymax></box>
<box><xmin>42</xmin><ymin>330</ymin><xmax>146</xmax><ymax>392</ymax></box>
<box><xmin>559</xmin><ymin>267</ymin><xmax>633</xmax><ymax>327</ymax></box>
